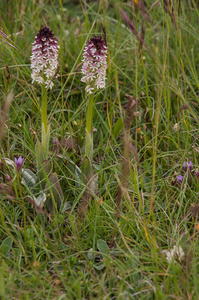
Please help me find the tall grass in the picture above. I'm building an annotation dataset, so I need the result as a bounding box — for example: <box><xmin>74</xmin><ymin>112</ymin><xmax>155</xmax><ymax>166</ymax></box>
<box><xmin>0</xmin><ymin>0</ymin><xmax>199</xmax><ymax>299</ymax></box>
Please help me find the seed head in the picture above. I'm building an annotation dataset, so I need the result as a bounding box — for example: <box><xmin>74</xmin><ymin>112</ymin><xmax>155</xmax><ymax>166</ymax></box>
<box><xmin>81</xmin><ymin>36</ymin><xmax>107</xmax><ymax>94</ymax></box>
<box><xmin>30</xmin><ymin>27</ymin><xmax>59</xmax><ymax>89</ymax></box>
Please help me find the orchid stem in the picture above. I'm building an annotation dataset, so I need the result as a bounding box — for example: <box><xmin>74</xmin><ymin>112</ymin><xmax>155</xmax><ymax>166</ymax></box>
<box><xmin>42</xmin><ymin>86</ymin><xmax>47</xmax><ymax>136</ymax></box>
<box><xmin>86</xmin><ymin>93</ymin><xmax>94</xmax><ymax>135</ymax></box>
<box><xmin>85</xmin><ymin>93</ymin><xmax>94</xmax><ymax>159</ymax></box>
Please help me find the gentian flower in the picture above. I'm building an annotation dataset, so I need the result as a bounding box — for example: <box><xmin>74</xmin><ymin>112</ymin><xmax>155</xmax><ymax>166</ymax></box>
<box><xmin>30</xmin><ymin>27</ymin><xmax>59</xmax><ymax>89</ymax></box>
<box><xmin>176</xmin><ymin>174</ymin><xmax>184</xmax><ymax>185</ymax></box>
<box><xmin>81</xmin><ymin>36</ymin><xmax>107</xmax><ymax>94</ymax></box>
<box><xmin>14</xmin><ymin>156</ymin><xmax>23</xmax><ymax>172</ymax></box>
<box><xmin>183</xmin><ymin>161</ymin><xmax>193</xmax><ymax>172</ymax></box>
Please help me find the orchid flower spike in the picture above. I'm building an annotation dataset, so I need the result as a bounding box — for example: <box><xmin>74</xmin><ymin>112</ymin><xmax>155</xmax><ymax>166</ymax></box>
<box><xmin>81</xmin><ymin>36</ymin><xmax>107</xmax><ymax>94</ymax></box>
<box><xmin>30</xmin><ymin>27</ymin><xmax>59</xmax><ymax>89</ymax></box>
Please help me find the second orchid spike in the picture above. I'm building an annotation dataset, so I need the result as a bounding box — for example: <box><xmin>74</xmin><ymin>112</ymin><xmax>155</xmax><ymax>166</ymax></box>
<box><xmin>81</xmin><ymin>36</ymin><xmax>107</xmax><ymax>94</ymax></box>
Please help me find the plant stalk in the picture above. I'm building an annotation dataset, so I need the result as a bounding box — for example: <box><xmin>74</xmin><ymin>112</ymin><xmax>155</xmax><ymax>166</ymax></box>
<box><xmin>86</xmin><ymin>93</ymin><xmax>94</xmax><ymax>135</ymax></box>
<box><xmin>42</xmin><ymin>86</ymin><xmax>47</xmax><ymax>135</ymax></box>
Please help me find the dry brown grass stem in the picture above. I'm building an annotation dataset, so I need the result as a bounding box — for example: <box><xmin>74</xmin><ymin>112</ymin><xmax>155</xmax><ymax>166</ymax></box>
<box><xmin>118</xmin><ymin>6</ymin><xmax>156</xmax><ymax>61</ymax></box>
<box><xmin>0</xmin><ymin>90</ymin><xmax>14</xmax><ymax>143</ymax></box>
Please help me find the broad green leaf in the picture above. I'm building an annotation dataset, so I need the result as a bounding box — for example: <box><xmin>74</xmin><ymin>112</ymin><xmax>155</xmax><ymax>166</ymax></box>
<box><xmin>112</xmin><ymin>118</ymin><xmax>123</xmax><ymax>138</ymax></box>
<box><xmin>62</xmin><ymin>201</ymin><xmax>71</xmax><ymax>212</ymax></box>
<box><xmin>22</xmin><ymin>169</ymin><xmax>37</xmax><ymax>188</ymax></box>
<box><xmin>45</xmin><ymin>172</ymin><xmax>63</xmax><ymax>213</ymax></box>
<box><xmin>93</xmin><ymin>262</ymin><xmax>104</xmax><ymax>271</ymax></box>
<box><xmin>34</xmin><ymin>192</ymin><xmax>46</xmax><ymax>207</ymax></box>
<box><xmin>87</xmin><ymin>248</ymin><xmax>94</xmax><ymax>261</ymax></box>
<box><xmin>66</xmin><ymin>160</ymin><xmax>82</xmax><ymax>186</ymax></box>
<box><xmin>3</xmin><ymin>157</ymin><xmax>15</xmax><ymax>168</ymax></box>
<box><xmin>0</xmin><ymin>237</ymin><xmax>13</xmax><ymax>255</ymax></box>
<box><xmin>82</xmin><ymin>157</ymin><xmax>93</xmax><ymax>183</ymax></box>
<box><xmin>97</xmin><ymin>239</ymin><xmax>110</xmax><ymax>255</ymax></box>
<box><xmin>35</xmin><ymin>140</ymin><xmax>45</xmax><ymax>166</ymax></box>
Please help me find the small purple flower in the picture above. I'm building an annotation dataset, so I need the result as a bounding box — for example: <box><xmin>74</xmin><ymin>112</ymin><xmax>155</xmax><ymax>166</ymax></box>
<box><xmin>52</xmin><ymin>137</ymin><xmax>57</xmax><ymax>145</ymax></box>
<box><xmin>183</xmin><ymin>161</ymin><xmax>187</xmax><ymax>172</ymax></box>
<box><xmin>81</xmin><ymin>36</ymin><xmax>107</xmax><ymax>94</ymax></box>
<box><xmin>30</xmin><ymin>27</ymin><xmax>59</xmax><ymax>89</ymax></box>
<box><xmin>52</xmin><ymin>137</ymin><xmax>58</xmax><ymax>151</ymax></box>
<box><xmin>177</xmin><ymin>174</ymin><xmax>184</xmax><ymax>184</ymax></box>
<box><xmin>183</xmin><ymin>161</ymin><xmax>193</xmax><ymax>172</ymax></box>
<box><xmin>14</xmin><ymin>156</ymin><xmax>23</xmax><ymax>172</ymax></box>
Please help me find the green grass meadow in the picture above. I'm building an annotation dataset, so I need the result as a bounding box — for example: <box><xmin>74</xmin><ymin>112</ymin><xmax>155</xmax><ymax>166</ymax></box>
<box><xmin>1</xmin><ymin>0</ymin><xmax>199</xmax><ymax>299</ymax></box>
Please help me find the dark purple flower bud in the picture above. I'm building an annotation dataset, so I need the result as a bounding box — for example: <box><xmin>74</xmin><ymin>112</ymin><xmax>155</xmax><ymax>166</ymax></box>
<box><xmin>52</xmin><ymin>137</ymin><xmax>58</xmax><ymax>151</ymax></box>
<box><xmin>183</xmin><ymin>161</ymin><xmax>187</xmax><ymax>172</ymax></box>
<box><xmin>30</xmin><ymin>27</ymin><xmax>59</xmax><ymax>89</ymax></box>
<box><xmin>52</xmin><ymin>137</ymin><xmax>57</xmax><ymax>145</ymax></box>
<box><xmin>6</xmin><ymin>174</ymin><xmax>11</xmax><ymax>182</ymax></box>
<box><xmin>171</xmin><ymin>177</ymin><xmax>176</xmax><ymax>186</ymax></box>
<box><xmin>81</xmin><ymin>36</ymin><xmax>107</xmax><ymax>94</ymax></box>
<box><xmin>14</xmin><ymin>156</ymin><xmax>23</xmax><ymax>172</ymax></box>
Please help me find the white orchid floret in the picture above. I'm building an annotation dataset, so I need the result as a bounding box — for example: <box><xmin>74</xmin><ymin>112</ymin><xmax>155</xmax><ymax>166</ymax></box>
<box><xmin>162</xmin><ymin>245</ymin><xmax>185</xmax><ymax>263</ymax></box>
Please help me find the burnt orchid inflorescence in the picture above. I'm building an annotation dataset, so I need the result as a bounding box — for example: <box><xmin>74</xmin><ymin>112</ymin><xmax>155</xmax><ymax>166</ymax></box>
<box><xmin>81</xmin><ymin>36</ymin><xmax>107</xmax><ymax>94</ymax></box>
<box><xmin>31</xmin><ymin>27</ymin><xmax>59</xmax><ymax>89</ymax></box>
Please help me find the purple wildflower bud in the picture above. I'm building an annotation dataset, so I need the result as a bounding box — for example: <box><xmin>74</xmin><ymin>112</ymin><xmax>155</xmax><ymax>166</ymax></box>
<box><xmin>183</xmin><ymin>161</ymin><xmax>187</xmax><ymax>172</ymax></box>
<box><xmin>52</xmin><ymin>137</ymin><xmax>58</xmax><ymax>151</ymax></box>
<box><xmin>188</xmin><ymin>161</ymin><xmax>193</xmax><ymax>171</ymax></box>
<box><xmin>176</xmin><ymin>174</ymin><xmax>184</xmax><ymax>185</ymax></box>
<box><xmin>81</xmin><ymin>36</ymin><xmax>107</xmax><ymax>94</ymax></box>
<box><xmin>30</xmin><ymin>27</ymin><xmax>59</xmax><ymax>89</ymax></box>
<box><xmin>183</xmin><ymin>161</ymin><xmax>193</xmax><ymax>172</ymax></box>
<box><xmin>6</xmin><ymin>174</ymin><xmax>11</xmax><ymax>182</ymax></box>
<box><xmin>14</xmin><ymin>156</ymin><xmax>23</xmax><ymax>172</ymax></box>
<box><xmin>52</xmin><ymin>137</ymin><xmax>57</xmax><ymax>145</ymax></box>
